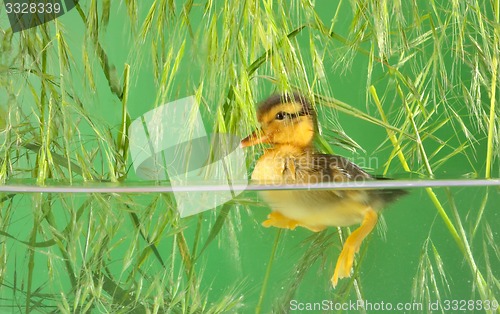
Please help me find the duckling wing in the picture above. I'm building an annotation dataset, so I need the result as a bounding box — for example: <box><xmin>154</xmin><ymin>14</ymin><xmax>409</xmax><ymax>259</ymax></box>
<box><xmin>292</xmin><ymin>153</ymin><xmax>406</xmax><ymax>207</ymax></box>
<box><xmin>293</xmin><ymin>153</ymin><xmax>373</xmax><ymax>183</ymax></box>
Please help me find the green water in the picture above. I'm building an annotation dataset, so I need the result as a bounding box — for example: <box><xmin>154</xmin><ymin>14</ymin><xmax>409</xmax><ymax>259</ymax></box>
<box><xmin>0</xmin><ymin>184</ymin><xmax>498</xmax><ymax>313</ymax></box>
<box><xmin>1</xmin><ymin>0</ymin><xmax>500</xmax><ymax>313</ymax></box>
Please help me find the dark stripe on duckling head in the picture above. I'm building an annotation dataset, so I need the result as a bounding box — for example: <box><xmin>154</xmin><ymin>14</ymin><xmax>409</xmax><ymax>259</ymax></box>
<box><xmin>258</xmin><ymin>92</ymin><xmax>315</xmax><ymax>117</ymax></box>
<box><xmin>274</xmin><ymin>111</ymin><xmax>308</xmax><ymax>120</ymax></box>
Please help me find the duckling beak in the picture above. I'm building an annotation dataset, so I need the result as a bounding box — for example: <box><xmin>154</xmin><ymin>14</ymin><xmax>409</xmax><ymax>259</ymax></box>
<box><xmin>240</xmin><ymin>129</ymin><xmax>269</xmax><ymax>148</ymax></box>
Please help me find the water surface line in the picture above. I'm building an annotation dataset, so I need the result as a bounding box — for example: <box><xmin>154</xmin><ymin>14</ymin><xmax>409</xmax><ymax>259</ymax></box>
<box><xmin>0</xmin><ymin>179</ymin><xmax>498</xmax><ymax>193</ymax></box>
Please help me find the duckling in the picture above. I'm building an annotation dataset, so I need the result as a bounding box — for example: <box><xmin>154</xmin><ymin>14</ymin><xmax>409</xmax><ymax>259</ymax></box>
<box><xmin>241</xmin><ymin>93</ymin><xmax>407</xmax><ymax>287</ymax></box>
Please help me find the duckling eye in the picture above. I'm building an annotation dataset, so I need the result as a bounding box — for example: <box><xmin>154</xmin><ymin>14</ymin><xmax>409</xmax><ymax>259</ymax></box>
<box><xmin>275</xmin><ymin>112</ymin><xmax>286</xmax><ymax>120</ymax></box>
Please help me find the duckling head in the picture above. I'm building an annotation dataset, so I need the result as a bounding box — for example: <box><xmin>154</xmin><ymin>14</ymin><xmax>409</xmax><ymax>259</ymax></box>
<box><xmin>241</xmin><ymin>93</ymin><xmax>316</xmax><ymax>148</ymax></box>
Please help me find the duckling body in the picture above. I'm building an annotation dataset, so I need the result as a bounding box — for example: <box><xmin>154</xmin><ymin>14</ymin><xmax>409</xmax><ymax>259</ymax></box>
<box><xmin>252</xmin><ymin>149</ymin><xmax>372</xmax><ymax>229</ymax></box>
<box><xmin>241</xmin><ymin>93</ymin><xmax>407</xmax><ymax>287</ymax></box>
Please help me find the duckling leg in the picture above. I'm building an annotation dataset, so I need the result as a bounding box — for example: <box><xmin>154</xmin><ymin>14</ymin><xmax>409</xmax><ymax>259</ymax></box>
<box><xmin>263</xmin><ymin>213</ymin><xmax>326</xmax><ymax>232</ymax></box>
<box><xmin>331</xmin><ymin>208</ymin><xmax>378</xmax><ymax>287</ymax></box>
<box><xmin>262</xmin><ymin>212</ymin><xmax>299</xmax><ymax>230</ymax></box>
<box><xmin>298</xmin><ymin>224</ymin><xmax>327</xmax><ymax>233</ymax></box>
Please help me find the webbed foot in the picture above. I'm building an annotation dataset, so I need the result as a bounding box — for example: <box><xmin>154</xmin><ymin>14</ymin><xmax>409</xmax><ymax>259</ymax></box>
<box><xmin>331</xmin><ymin>208</ymin><xmax>378</xmax><ymax>287</ymax></box>
<box><xmin>262</xmin><ymin>212</ymin><xmax>299</xmax><ymax>230</ymax></box>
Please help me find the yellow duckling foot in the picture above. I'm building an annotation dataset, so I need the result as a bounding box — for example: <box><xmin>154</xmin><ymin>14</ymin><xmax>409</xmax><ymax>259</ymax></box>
<box><xmin>262</xmin><ymin>212</ymin><xmax>327</xmax><ymax>232</ymax></box>
<box><xmin>301</xmin><ymin>224</ymin><xmax>327</xmax><ymax>233</ymax></box>
<box><xmin>262</xmin><ymin>212</ymin><xmax>299</xmax><ymax>230</ymax></box>
<box><xmin>331</xmin><ymin>208</ymin><xmax>378</xmax><ymax>287</ymax></box>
